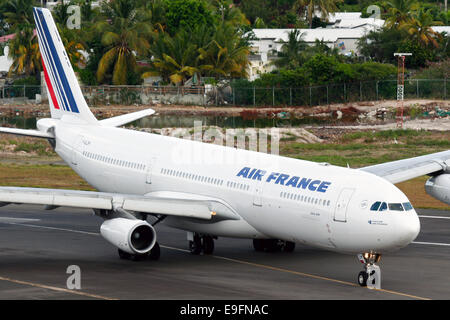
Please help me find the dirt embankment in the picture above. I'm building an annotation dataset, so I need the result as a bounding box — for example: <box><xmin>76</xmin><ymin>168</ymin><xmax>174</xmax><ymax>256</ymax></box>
<box><xmin>0</xmin><ymin>99</ymin><xmax>449</xmax><ymax>120</ymax></box>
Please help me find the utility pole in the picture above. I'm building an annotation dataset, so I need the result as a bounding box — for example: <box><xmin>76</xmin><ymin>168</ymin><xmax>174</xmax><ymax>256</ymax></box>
<box><xmin>394</xmin><ymin>53</ymin><xmax>412</xmax><ymax>128</ymax></box>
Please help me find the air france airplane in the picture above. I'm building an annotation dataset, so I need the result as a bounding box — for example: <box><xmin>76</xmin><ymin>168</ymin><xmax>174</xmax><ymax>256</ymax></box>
<box><xmin>0</xmin><ymin>8</ymin><xmax>449</xmax><ymax>288</ymax></box>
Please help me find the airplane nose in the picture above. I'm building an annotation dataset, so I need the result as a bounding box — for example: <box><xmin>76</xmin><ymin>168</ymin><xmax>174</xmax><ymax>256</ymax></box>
<box><xmin>398</xmin><ymin>214</ymin><xmax>421</xmax><ymax>245</ymax></box>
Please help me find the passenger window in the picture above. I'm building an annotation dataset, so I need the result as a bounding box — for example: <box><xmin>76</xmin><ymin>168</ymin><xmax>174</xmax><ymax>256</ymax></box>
<box><xmin>379</xmin><ymin>202</ymin><xmax>387</xmax><ymax>212</ymax></box>
<box><xmin>389</xmin><ymin>203</ymin><xmax>404</xmax><ymax>211</ymax></box>
<box><xmin>370</xmin><ymin>202</ymin><xmax>381</xmax><ymax>211</ymax></box>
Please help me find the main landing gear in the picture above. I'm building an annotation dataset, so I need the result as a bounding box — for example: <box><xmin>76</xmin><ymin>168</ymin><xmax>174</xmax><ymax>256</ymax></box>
<box><xmin>253</xmin><ymin>239</ymin><xmax>296</xmax><ymax>253</ymax></box>
<box><xmin>118</xmin><ymin>242</ymin><xmax>161</xmax><ymax>261</ymax></box>
<box><xmin>357</xmin><ymin>252</ymin><xmax>381</xmax><ymax>289</ymax></box>
<box><xmin>188</xmin><ymin>233</ymin><xmax>215</xmax><ymax>255</ymax></box>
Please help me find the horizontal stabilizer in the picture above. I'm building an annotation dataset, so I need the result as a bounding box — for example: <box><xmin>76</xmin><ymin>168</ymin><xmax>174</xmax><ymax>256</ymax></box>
<box><xmin>0</xmin><ymin>127</ymin><xmax>54</xmax><ymax>139</ymax></box>
<box><xmin>100</xmin><ymin>108</ymin><xmax>155</xmax><ymax>127</ymax></box>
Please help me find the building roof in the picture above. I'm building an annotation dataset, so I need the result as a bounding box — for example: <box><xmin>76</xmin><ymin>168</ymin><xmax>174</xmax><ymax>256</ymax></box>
<box><xmin>0</xmin><ymin>33</ymin><xmax>15</xmax><ymax>43</ymax></box>
<box><xmin>332</xmin><ymin>18</ymin><xmax>385</xmax><ymax>30</ymax></box>
<box><xmin>327</xmin><ymin>12</ymin><xmax>362</xmax><ymax>23</ymax></box>
<box><xmin>251</xmin><ymin>28</ymin><xmax>367</xmax><ymax>43</ymax></box>
<box><xmin>431</xmin><ymin>26</ymin><xmax>450</xmax><ymax>34</ymax></box>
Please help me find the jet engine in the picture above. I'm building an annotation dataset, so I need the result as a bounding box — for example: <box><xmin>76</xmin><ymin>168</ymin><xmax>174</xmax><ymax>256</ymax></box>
<box><xmin>100</xmin><ymin>218</ymin><xmax>157</xmax><ymax>254</ymax></box>
<box><xmin>425</xmin><ymin>174</ymin><xmax>450</xmax><ymax>205</ymax></box>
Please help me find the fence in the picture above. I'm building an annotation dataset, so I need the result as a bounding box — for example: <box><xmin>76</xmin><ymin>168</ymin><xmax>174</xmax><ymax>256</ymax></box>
<box><xmin>231</xmin><ymin>79</ymin><xmax>448</xmax><ymax>107</ymax></box>
<box><xmin>0</xmin><ymin>79</ymin><xmax>447</xmax><ymax>106</ymax></box>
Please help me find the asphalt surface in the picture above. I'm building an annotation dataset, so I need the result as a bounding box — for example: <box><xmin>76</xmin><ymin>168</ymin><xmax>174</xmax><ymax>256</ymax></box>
<box><xmin>0</xmin><ymin>205</ymin><xmax>449</xmax><ymax>300</ymax></box>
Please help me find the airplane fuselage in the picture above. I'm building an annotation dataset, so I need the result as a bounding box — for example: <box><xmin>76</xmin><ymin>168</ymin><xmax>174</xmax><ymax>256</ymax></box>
<box><xmin>45</xmin><ymin>117</ymin><xmax>420</xmax><ymax>255</ymax></box>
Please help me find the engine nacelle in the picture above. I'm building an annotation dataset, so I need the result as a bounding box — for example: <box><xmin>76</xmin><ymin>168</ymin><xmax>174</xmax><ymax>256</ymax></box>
<box><xmin>425</xmin><ymin>174</ymin><xmax>450</xmax><ymax>205</ymax></box>
<box><xmin>100</xmin><ymin>218</ymin><xmax>157</xmax><ymax>255</ymax></box>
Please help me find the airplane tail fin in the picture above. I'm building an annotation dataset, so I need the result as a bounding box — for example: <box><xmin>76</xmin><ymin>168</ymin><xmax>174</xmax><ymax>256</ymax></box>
<box><xmin>33</xmin><ymin>7</ymin><xmax>97</xmax><ymax>125</ymax></box>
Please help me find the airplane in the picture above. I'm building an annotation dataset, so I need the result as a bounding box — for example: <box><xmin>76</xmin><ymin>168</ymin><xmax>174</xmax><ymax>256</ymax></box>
<box><xmin>0</xmin><ymin>7</ymin><xmax>449</xmax><ymax>288</ymax></box>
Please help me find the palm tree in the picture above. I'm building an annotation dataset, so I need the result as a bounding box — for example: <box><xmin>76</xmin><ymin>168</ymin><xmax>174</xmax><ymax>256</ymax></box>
<box><xmin>144</xmin><ymin>27</ymin><xmax>212</xmax><ymax>85</ymax></box>
<box><xmin>8</xmin><ymin>26</ymin><xmax>41</xmax><ymax>76</ymax></box>
<box><xmin>58</xmin><ymin>27</ymin><xmax>87</xmax><ymax>67</ymax></box>
<box><xmin>401</xmin><ymin>8</ymin><xmax>442</xmax><ymax>48</ymax></box>
<box><xmin>384</xmin><ymin>0</ymin><xmax>419</xmax><ymax>29</ymax></box>
<box><xmin>211</xmin><ymin>0</ymin><xmax>249</xmax><ymax>26</ymax></box>
<box><xmin>273</xmin><ymin>29</ymin><xmax>308</xmax><ymax>69</ymax></box>
<box><xmin>2</xmin><ymin>0</ymin><xmax>34</xmax><ymax>32</ymax></box>
<box><xmin>293</xmin><ymin>0</ymin><xmax>342</xmax><ymax>28</ymax></box>
<box><xmin>53</xmin><ymin>1</ymin><xmax>72</xmax><ymax>26</ymax></box>
<box><xmin>202</xmin><ymin>22</ymin><xmax>250</xmax><ymax>79</ymax></box>
<box><xmin>95</xmin><ymin>0</ymin><xmax>152</xmax><ymax>85</ymax></box>
<box><xmin>137</xmin><ymin>0</ymin><xmax>167</xmax><ymax>31</ymax></box>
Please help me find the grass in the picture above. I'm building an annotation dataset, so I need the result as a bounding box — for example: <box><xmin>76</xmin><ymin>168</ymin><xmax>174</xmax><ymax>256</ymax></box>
<box><xmin>397</xmin><ymin>176</ymin><xmax>449</xmax><ymax>210</ymax></box>
<box><xmin>0</xmin><ymin>164</ymin><xmax>94</xmax><ymax>190</ymax></box>
<box><xmin>340</xmin><ymin>129</ymin><xmax>431</xmax><ymax>143</ymax></box>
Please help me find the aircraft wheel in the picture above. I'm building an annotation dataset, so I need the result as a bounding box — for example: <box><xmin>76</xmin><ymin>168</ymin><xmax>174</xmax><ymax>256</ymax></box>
<box><xmin>283</xmin><ymin>241</ymin><xmax>296</xmax><ymax>253</ymax></box>
<box><xmin>253</xmin><ymin>239</ymin><xmax>265</xmax><ymax>251</ymax></box>
<box><xmin>264</xmin><ymin>239</ymin><xmax>280</xmax><ymax>252</ymax></box>
<box><xmin>358</xmin><ymin>271</ymin><xmax>368</xmax><ymax>287</ymax></box>
<box><xmin>189</xmin><ymin>234</ymin><xmax>202</xmax><ymax>255</ymax></box>
<box><xmin>203</xmin><ymin>236</ymin><xmax>214</xmax><ymax>255</ymax></box>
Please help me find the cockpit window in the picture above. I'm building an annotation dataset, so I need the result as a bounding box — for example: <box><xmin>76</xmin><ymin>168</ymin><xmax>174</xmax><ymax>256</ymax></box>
<box><xmin>379</xmin><ymin>202</ymin><xmax>387</xmax><ymax>212</ymax></box>
<box><xmin>388</xmin><ymin>203</ymin><xmax>404</xmax><ymax>211</ymax></box>
<box><xmin>403</xmin><ymin>202</ymin><xmax>413</xmax><ymax>211</ymax></box>
<box><xmin>370</xmin><ymin>201</ymin><xmax>381</xmax><ymax>211</ymax></box>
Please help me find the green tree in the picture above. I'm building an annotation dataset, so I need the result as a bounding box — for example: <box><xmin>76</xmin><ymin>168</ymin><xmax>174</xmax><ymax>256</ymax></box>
<box><xmin>397</xmin><ymin>40</ymin><xmax>435</xmax><ymax>68</ymax></box>
<box><xmin>274</xmin><ymin>29</ymin><xmax>308</xmax><ymax>69</ymax></box>
<box><xmin>144</xmin><ymin>29</ymin><xmax>207</xmax><ymax>84</ymax></box>
<box><xmin>357</xmin><ymin>27</ymin><xmax>406</xmax><ymax>63</ymax></box>
<box><xmin>402</xmin><ymin>8</ymin><xmax>442</xmax><ymax>48</ymax></box>
<box><xmin>384</xmin><ymin>0</ymin><xmax>419</xmax><ymax>29</ymax></box>
<box><xmin>2</xmin><ymin>0</ymin><xmax>34</xmax><ymax>32</ymax></box>
<box><xmin>164</xmin><ymin>0</ymin><xmax>214</xmax><ymax>36</ymax></box>
<box><xmin>59</xmin><ymin>27</ymin><xmax>86</xmax><ymax>67</ymax></box>
<box><xmin>293</xmin><ymin>0</ymin><xmax>343</xmax><ymax>28</ymax></box>
<box><xmin>202</xmin><ymin>22</ymin><xmax>250</xmax><ymax>79</ymax></box>
<box><xmin>95</xmin><ymin>0</ymin><xmax>152</xmax><ymax>85</ymax></box>
<box><xmin>210</xmin><ymin>0</ymin><xmax>249</xmax><ymax>26</ymax></box>
<box><xmin>53</xmin><ymin>1</ymin><xmax>72</xmax><ymax>26</ymax></box>
<box><xmin>8</xmin><ymin>26</ymin><xmax>41</xmax><ymax>77</ymax></box>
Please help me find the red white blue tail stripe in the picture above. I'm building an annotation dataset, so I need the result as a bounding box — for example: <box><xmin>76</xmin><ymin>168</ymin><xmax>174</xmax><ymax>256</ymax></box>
<box><xmin>33</xmin><ymin>7</ymin><xmax>97</xmax><ymax>124</ymax></box>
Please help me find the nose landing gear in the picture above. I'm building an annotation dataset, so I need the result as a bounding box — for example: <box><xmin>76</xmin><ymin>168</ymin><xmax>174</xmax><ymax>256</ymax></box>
<box><xmin>357</xmin><ymin>252</ymin><xmax>381</xmax><ymax>289</ymax></box>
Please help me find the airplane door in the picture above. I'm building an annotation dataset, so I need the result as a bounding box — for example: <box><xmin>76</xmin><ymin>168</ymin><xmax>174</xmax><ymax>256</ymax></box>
<box><xmin>145</xmin><ymin>157</ymin><xmax>157</xmax><ymax>185</ymax></box>
<box><xmin>333</xmin><ymin>188</ymin><xmax>355</xmax><ymax>222</ymax></box>
<box><xmin>71</xmin><ymin>135</ymin><xmax>84</xmax><ymax>166</ymax></box>
<box><xmin>253</xmin><ymin>180</ymin><xmax>263</xmax><ymax>206</ymax></box>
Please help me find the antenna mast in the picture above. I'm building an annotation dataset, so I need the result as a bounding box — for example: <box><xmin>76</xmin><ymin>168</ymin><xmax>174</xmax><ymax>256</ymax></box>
<box><xmin>394</xmin><ymin>53</ymin><xmax>412</xmax><ymax>128</ymax></box>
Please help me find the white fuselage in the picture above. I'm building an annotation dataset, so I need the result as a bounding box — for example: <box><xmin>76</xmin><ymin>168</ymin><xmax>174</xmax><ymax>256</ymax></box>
<box><xmin>48</xmin><ymin>118</ymin><xmax>420</xmax><ymax>255</ymax></box>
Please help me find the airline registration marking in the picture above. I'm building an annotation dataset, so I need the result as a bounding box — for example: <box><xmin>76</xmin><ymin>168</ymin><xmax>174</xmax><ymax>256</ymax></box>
<box><xmin>236</xmin><ymin>167</ymin><xmax>332</xmax><ymax>193</ymax></box>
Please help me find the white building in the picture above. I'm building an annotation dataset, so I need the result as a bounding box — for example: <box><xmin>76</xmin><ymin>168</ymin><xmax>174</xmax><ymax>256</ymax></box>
<box><xmin>0</xmin><ymin>46</ymin><xmax>12</xmax><ymax>73</ymax></box>
<box><xmin>246</xmin><ymin>12</ymin><xmax>387</xmax><ymax>80</ymax></box>
<box><xmin>248</xmin><ymin>28</ymin><xmax>368</xmax><ymax>80</ymax></box>
<box><xmin>431</xmin><ymin>26</ymin><xmax>450</xmax><ymax>34</ymax></box>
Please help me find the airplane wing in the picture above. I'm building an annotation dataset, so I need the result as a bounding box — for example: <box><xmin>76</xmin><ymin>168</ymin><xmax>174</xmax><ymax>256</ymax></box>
<box><xmin>100</xmin><ymin>108</ymin><xmax>155</xmax><ymax>127</ymax></box>
<box><xmin>0</xmin><ymin>187</ymin><xmax>239</xmax><ymax>221</ymax></box>
<box><xmin>360</xmin><ymin>150</ymin><xmax>450</xmax><ymax>184</ymax></box>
